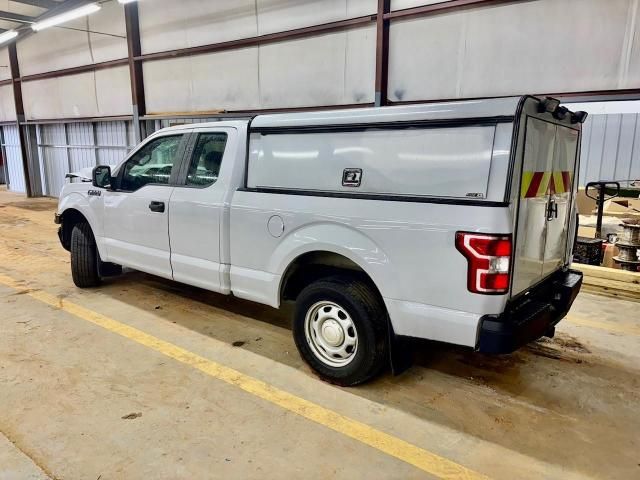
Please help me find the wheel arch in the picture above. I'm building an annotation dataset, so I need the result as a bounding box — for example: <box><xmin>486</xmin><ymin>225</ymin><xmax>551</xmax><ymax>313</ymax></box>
<box><xmin>60</xmin><ymin>208</ymin><xmax>89</xmax><ymax>250</ymax></box>
<box><xmin>280</xmin><ymin>250</ymin><xmax>386</xmax><ymax>305</ymax></box>
<box><xmin>272</xmin><ymin>222</ymin><xmax>392</xmax><ymax>306</ymax></box>
<box><xmin>58</xmin><ymin>195</ymin><xmax>104</xmax><ymax>258</ymax></box>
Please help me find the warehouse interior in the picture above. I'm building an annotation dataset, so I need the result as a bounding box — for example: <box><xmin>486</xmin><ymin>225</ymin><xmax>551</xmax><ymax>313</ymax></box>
<box><xmin>1</xmin><ymin>1</ymin><xmax>639</xmax><ymax>479</ymax></box>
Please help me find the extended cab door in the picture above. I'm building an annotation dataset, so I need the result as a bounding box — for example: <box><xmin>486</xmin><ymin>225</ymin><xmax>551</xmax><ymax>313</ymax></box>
<box><xmin>168</xmin><ymin>128</ymin><xmax>236</xmax><ymax>293</ymax></box>
<box><xmin>103</xmin><ymin>133</ymin><xmax>188</xmax><ymax>279</ymax></box>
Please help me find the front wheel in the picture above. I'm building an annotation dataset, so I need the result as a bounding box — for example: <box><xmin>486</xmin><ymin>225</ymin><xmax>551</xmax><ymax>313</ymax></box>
<box><xmin>70</xmin><ymin>222</ymin><xmax>101</xmax><ymax>288</ymax></box>
<box><xmin>293</xmin><ymin>276</ymin><xmax>388</xmax><ymax>386</ymax></box>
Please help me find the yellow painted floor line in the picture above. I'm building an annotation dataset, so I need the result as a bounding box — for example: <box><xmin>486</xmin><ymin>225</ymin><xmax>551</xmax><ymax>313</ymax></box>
<box><xmin>0</xmin><ymin>274</ymin><xmax>488</xmax><ymax>480</ymax></box>
<box><xmin>565</xmin><ymin>315</ymin><xmax>640</xmax><ymax>337</ymax></box>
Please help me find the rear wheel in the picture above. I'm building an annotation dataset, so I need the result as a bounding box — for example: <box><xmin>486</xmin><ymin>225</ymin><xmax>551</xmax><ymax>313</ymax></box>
<box><xmin>70</xmin><ymin>222</ymin><xmax>101</xmax><ymax>288</ymax></box>
<box><xmin>293</xmin><ymin>276</ymin><xmax>388</xmax><ymax>386</ymax></box>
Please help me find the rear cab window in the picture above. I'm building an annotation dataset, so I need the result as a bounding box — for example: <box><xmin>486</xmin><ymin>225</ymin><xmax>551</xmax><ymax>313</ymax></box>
<box><xmin>186</xmin><ymin>133</ymin><xmax>228</xmax><ymax>187</ymax></box>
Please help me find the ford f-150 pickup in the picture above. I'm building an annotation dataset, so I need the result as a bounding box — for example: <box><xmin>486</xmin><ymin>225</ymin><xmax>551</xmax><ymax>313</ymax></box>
<box><xmin>56</xmin><ymin>96</ymin><xmax>586</xmax><ymax>385</ymax></box>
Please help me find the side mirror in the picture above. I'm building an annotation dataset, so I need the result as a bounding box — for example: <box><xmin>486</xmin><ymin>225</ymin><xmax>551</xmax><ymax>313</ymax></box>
<box><xmin>92</xmin><ymin>165</ymin><xmax>112</xmax><ymax>189</ymax></box>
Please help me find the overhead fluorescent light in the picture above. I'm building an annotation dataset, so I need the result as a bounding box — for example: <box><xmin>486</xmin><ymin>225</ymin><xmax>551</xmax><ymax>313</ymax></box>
<box><xmin>31</xmin><ymin>3</ymin><xmax>101</xmax><ymax>32</ymax></box>
<box><xmin>0</xmin><ymin>30</ymin><xmax>18</xmax><ymax>45</ymax></box>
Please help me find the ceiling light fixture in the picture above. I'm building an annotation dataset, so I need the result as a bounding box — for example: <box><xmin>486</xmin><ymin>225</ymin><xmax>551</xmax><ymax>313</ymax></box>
<box><xmin>31</xmin><ymin>3</ymin><xmax>101</xmax><ymax>32</ymax></box>
<box><xmin>0</xmin><ymin>30</ymin><xmax>18</xmax><ymax>45</ymax></box>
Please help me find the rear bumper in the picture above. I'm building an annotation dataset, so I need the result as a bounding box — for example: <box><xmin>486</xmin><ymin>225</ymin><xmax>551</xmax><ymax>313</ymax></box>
<box><xmin>477</xmin><ymin>269</ymin><xmax>583</xmax><ymax>354</ymax></box>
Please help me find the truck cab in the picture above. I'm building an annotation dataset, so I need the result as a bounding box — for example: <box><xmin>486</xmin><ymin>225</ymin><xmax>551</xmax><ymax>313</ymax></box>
<box><xmin>56</xmin><ymin>96</ymin><xmax>586</xmax><ymax>385</ymax></box>
<box><xmin>57</xmin><ymin>121</ymin><xmax>248</xmax><ymax>293</ymax></box>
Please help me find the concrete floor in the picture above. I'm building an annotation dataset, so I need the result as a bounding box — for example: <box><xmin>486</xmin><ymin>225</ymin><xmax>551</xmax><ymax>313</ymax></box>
<box><xmin>0</xmin><ymin>188</ymin><xmax>639</xmax><ymax>480</ymax></box>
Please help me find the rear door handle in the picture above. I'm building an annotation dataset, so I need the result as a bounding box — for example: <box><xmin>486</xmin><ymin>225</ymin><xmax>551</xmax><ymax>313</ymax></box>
<box><xmin>149</xmin><ymin>201</ymin><xmax>165</xmax><ymax>213</ymax></box>
<box><xmin>546</xmin><ymin>200</ymin><xmax>558</xmax><ymax>221</ymax></box>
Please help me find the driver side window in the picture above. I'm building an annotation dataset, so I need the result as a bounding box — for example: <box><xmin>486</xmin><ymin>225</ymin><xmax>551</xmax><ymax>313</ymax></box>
<box><xmin>120</xmin><ymin>135</ymin><xmax>183</xmax><ymax>191</ymax></box>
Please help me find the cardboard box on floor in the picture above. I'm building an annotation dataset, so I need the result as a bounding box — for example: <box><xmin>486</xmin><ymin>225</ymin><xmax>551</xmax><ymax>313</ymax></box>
<box><xmin>578</xmin><ymin>214</ymin><xmax>623</xmax><ymax>239</ymax></box>
<box><xmin>576</xmin><ymin>187</ymin><xmax>596</xmax><ymax>215</ymax></box>
<box><xmin>578</xmin><ymin>225</ymin><xmax>597</xmax><ymax>238</ymax></box>
<box><xmin>591</xmin><ymin>197</ymin><xmax>640</xmax><ymax>219</ymax></box>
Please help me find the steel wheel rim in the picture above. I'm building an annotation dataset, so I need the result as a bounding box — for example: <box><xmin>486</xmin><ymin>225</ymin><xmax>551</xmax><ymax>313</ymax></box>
<box><xmin>304</xmin><ymin>301</ymin><xmax>358</xmax><ymax>367</ymax></box>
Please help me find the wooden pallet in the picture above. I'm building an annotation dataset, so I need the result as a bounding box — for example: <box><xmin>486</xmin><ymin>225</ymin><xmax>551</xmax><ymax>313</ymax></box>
<box><xmin>573</xmin><ymin>263</ymin><xmax>640</xmax><ymax>302</ymax></box>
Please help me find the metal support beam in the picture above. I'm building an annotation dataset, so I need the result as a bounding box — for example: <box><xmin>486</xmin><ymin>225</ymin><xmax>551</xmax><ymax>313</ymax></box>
<box><xmin>374</xmin><ymin>0</ymin><xmax>390</xmax><ymax>107</ymax></box>
<box><xmin>8</xmin><ymin>43</ymin><xmax>33</xmax><ymax>197</ymax></box>
<box><xmin>134</xmin><ymin>15</ymin><xmax>375</xmax><ymax>63</ymax></box>
<box><xmin>124</xmin><ymin>2</ymin><xmax>145</xmax><ymax>143</ymax></box>
<box><xmin>384</xmin><ymin>0</ymin><xmax>531</xmax><ymax>20</ymax></box>
<box><xmin>24</xmin><ymin>123</ymin><xmax>42</xmax><ymax>196</ymax></box>
<box><xmin>0</xmin><ymin>127</ymin><xmax>8</xmax><ymax>187</ymax></box>
<box><xmin>11</xmin><ymin>0</ymin><xmax>59</xmax><ymax>9</ymax></box>
<box><xmin>62</xmin><ymin>122</ymin><xmax>72</xmax><ymax>177</ymax></box>
<box><xmin>91</xmin><ymin>121</ymin><xmax>99</xmax><ymax>166</ymax></box>
<box><xmin>20</xmin><ymin>58</ymin><xmax>129</xmax><ymax>82</ymax></box>
<box><xmin>0</xmin><ymin>11</ymin><xmax>35</xmax><ymax>23</ymax></box>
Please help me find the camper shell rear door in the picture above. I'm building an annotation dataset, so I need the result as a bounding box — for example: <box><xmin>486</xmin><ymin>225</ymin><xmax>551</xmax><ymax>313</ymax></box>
<box><xmin>510</xmin><ymin>97</ymin><xmax>581</xmax><ymax>297</ymax></box>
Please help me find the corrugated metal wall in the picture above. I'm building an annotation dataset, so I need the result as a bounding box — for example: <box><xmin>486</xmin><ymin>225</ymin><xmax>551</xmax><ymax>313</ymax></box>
<box><xmin>579</xmin><ymin>113</ymin><xmax>640</xmax><ymax>186</ymax></box>
<box><xmin>8</xmin><ymin>113</ymin><xmax>640</xmax><ymax>196</ymax></box>
<box><xmin>96</xmin><ymin>121</ymin><xmax>134</xmax><ymax>166</ymax></box>
<box><xmin>38</xmin><ymin>124</ymin><xmax>69</xmax><ymax>197</ymax></box>
<box><xmin>36</xmin><ymin>120</ymin><xmax>134</xmax><ymax>197</ymax></box>
<box><xmin>1</xmin><ymin>125</ymin><xmax>26</xmax><ymax>193</ymax></box>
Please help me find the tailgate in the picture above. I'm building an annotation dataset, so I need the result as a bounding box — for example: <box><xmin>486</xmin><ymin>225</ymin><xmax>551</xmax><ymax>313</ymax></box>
<box><xmin>511</xmin><ymin>97</ymin><xmax>582</xmax><ymax>296</ymax></box>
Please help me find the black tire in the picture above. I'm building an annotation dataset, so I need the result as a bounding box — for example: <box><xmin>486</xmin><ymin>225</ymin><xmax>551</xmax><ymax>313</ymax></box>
<box><xmin>70</xmin><ymin>222</ymin><xmax>101</xmax><ymax>288</ymax></box>
<box><xmin>293</xmin><ymin>275</ymin><xmax>388</xmax><ymax>386</ymax></box>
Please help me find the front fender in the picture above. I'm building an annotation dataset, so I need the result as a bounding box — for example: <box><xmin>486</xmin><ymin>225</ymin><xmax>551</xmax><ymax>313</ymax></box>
<box><xmin>58</xmin><ymin>191</ymin><xmax>106</xmax><ymax>258</ymax></box>
<box><xmin>270</xmin><ymin>222</ymin><xmax>392</xmax><ymax>297</ymax></box>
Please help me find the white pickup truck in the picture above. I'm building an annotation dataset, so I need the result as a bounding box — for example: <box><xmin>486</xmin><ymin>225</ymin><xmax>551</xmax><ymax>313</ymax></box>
<box><xmin>56</xmin><ymin>96</ymin><xmax>586</xmax><ymax>385</ymax></box>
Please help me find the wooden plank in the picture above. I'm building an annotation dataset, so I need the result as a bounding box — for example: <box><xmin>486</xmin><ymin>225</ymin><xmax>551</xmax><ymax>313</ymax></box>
<box><xmin>581</xmin><ymin>284</ymin><xmax>640</xmax><ymax>303</ymax></box>
<box><xmin>144</xmin><ymin>110</ymin><xmax>225</xmax><ymax>117</ymax></box>
<box><xmin>581</xmin><ymin>276</ymin><xmax>640</xmax><ymax>296</ymax></box>
<box><xmin>573</xmin><ymin>263</ymin><xmax>640</xmax><ymax>285</ymax></box>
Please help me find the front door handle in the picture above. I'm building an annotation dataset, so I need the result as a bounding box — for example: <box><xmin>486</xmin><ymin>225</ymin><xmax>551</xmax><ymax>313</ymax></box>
<box><xmin>149</xmin><ymin>201</ymin><xmax>165</xmax><ymax>213</ymax></box>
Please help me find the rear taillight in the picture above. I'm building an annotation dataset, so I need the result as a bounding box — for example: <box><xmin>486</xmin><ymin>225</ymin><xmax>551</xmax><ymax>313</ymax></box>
<box><xmin>455</xmin><ymin>232</ymin><xmax>512</xmax><ymax>294</ymax></box>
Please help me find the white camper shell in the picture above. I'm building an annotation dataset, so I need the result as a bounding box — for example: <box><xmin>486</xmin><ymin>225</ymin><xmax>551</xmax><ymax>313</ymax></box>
<box><xmin>56</xmin><ymin>96</ymin><xmax>585</xmax><ymax>385</ymax></box>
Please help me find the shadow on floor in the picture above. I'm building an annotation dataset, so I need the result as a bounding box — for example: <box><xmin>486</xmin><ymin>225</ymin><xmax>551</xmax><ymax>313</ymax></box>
<box><xmin>91</xmin><ymin>269</ymin><xmax>640</xmax><ymax>478</ymax></box>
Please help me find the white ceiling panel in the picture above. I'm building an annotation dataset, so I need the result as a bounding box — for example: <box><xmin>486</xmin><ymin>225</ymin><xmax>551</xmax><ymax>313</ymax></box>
<box><xmin>259</xmin><ymin>26</ymin><xmax>375</xmax><ymax>108</ymax></box>
<box><xmin>95</xmin><ymin>65</ymin><xmax>132</xmax><ymax>117</ymax></box>
<box><xmin>17</xmin><ymin>2</ymin><xmax>127</xmax><ymax>76</ymax></box>
<box><xmin>0</xmin><ymin>47</ymin><xmax>10</xmax><ymax>81</ymax></box>
<box><xmin>22</xmin><ymin>66</ymin><xmax>131</xmax><ymax>119</ymax></box>
<box><xmin>139</xmin><ymin>0</ymin><xmax>257</xmax><ymax>55</ymax></box>
<box><xmin>143</xmin><ymin>47</ymin><xmax>260</xmax><ymax>114</ymax></box>
<box><xmin>4</xmin><ymin>0</ymin><xmax>45</xmax><ymax>17</ymax></box>
<box><xmin>390</xmin><ymin>0</ymin><xmax>448</xmax><ymax>10</ymax></box>
<box><xmin>257</xmin><ymin>0</ymin><xmax>375</xmax><ymax>35</ymax></box>
<box><xmin>389</xmin><ymin>0</ymin><xmax>638</xmax><ymax>101</ymax></box>
<box><xmin>0</xmin><ymin>83</ymin><xmax>16</xmax><ymax>121</ymax></box>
